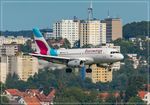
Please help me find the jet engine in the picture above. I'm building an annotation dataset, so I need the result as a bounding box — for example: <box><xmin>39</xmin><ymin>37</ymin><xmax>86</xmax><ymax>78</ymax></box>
<box><xmin>67</xmin><ymin>60</ymin><xmax>83</xmax><ymax>67</ymax></box>
<box><xmin>97</xmin><ymin>63</ymin><xmax>109</xmax><ymax>67</ymax></box>
<box><xmin>97</xmin><ymin>63</ymin><xmax>113</xmax><ymax>71</ymax></box>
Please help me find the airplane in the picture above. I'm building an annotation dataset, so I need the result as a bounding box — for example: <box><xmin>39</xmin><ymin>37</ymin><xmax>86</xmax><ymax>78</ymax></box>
<box><xmin>30</xmin><ymin>28</ymin><xmax>124</xmax><ymax>74</ymax></box>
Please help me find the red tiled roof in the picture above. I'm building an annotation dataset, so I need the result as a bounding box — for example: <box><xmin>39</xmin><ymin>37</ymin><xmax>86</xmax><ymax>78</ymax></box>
<box><xmin>25</xmin><ymin>89</ymin><xmax>39</xmax><ymax>94</ymax></box>
<box><xmin>113</xmin><ymin>92</ymin><xmax>120</xmax><ymax>98</ymax></box>
<box><xmin>37</xmin><ymin>89</ymin><xmax>56</xmax><ymax>102</ymax></box>
<box><xmin>23</xmin><ymin>96</ymin><xmax>41</xmax><ymax>105</ymax></box>
<box><xmin>99</xmin><ymin>92</ymin><xmax>110</xmax><ymax>100</ymax></box>
<box><xmin>138</xmin><ymin>91</ymin><xmax>147</xmax><ymax>99</ymax></box>
<box><xmin>5</xmin><ymin>89</ymin><xmax>22</xmax><ymax>96</ymax></box>
<box><xmin>5</xmin><ymin>88</ymin><xmax>56</xmax><ymax>104</ymax></box>
<box><xmin>99</xmin><ymin>91</ymin><xmax>120</xmax><ymax>100</ymax></box>
<box><xmin>47</xmin><ymin>89</ymin><xmax>56</xmax><ymax>98</ymax></box>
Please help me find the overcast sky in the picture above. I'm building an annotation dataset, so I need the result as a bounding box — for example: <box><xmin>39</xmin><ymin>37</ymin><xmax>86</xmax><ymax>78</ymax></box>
<box><xmin>0</xmin><ymin>0</ymin><xmax>149</xmax><ymax>31</ymax></box>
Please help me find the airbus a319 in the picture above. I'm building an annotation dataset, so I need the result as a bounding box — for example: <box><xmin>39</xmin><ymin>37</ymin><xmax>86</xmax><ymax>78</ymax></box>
<box><xmin>30</xmin><ymin>28</ymin><xmax>124</xmax><ymax>73</ymax></box>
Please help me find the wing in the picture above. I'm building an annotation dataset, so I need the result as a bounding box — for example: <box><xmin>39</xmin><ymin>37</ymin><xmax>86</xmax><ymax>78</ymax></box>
<box><xmin>30</xmin><ymin>53</ymin><xmax>70</xmax><ymax>65</ymax></box>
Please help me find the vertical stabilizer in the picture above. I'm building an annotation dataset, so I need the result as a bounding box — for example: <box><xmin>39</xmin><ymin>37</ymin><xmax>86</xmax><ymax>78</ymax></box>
<box><xmin>33</xmin><ymin>28</ymin><xmax>50</xmax><ymax>55</ymax></box>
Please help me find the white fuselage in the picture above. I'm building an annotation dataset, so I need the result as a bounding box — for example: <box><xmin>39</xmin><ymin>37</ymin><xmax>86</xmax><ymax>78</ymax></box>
<box><xmin>57</xmin><ymin>48</ymin><xmax>124</xmax><ymax>65</ymax></box>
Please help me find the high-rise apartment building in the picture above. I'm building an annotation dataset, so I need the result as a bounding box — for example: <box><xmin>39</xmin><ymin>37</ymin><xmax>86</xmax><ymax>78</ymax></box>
<box><xmin>0</xmin><ymin>44</ymin><xmax>20</xmax><ymax>56</ymax></box>
<box><xmin>0</xmin><ymin>55</ymin><xmax>39</xmax><ymax>83</ymax></box>
<box><xmin>53</xmin><ymin>20</ymin><xmax>80</xmax><ymax>47</ymax></box>
<box><xmin>80</xmin><ymin>20</ymin><xmax>106</xmax><ymax>47</ymax></box>
<box><xmin>102</xmin><ymin>18</ymin><xmax>122</xmax><ymax>43</ymax></box>
<box><xmin>0</xmin><ymin>56</ymin><xmax>8</xmax><ymax>83</ymax></box>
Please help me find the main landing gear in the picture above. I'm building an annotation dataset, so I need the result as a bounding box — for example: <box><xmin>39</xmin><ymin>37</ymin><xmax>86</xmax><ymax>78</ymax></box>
<box><xmin>65</xmin><ymin>65</ymin><xmax>93</xmax><ymax>73</ymax></box>
<box><xmin>65</xmin><ymin>68</ymin><xmax>72</xmax><ymax>73</ymax></box>
<box><xmin>86</xmin><ymin>68</ymin><xmax>92</xmax><ymax>73</ymax></box>
<box><xmin>86</xmin><ymin>65</ymin><xmax>92</xmax><ymax>73</ymax></box>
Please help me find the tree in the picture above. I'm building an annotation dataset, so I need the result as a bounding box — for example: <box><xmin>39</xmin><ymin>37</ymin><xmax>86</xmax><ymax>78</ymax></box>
<box><xmin>127</xmin><ymin>96</ymin><xmax>145</xmax><ymax>105</ymax></box>
<box><xmin>54</xmin><ymin>87</ymin><xmax>100</xmax><ymax>104</ymax></box>
<box><xmin>123</xmin><ymin>21</ymin><xmax>150</xmax><ymax>39</ymax></box>
<box><xmin>0</xmin><ymin>96</ymin><xmax>9</xmax><ymax>105</ymax></box>
<box><xmin>0</xmin><ymin>83</ymin><xmax>6</xmax><ymax>94</ymax></box>
<box><xmin>82</xmin><ymin>44</ymin><xmax>94</xmax><ymax>48</ymax></box>
<box><xmin>125</xmin><ymin>75</ymin><xmax>146</xmax><ymax>102</ymax></box>
<box><xmin>61</xmin><ymin>38</ymin><xmax>71</xmax><ymax>48</ymax></box>
<box><xmin>5</xmin><ymin>73</ymin><xmax>19</xmax><ymax>89</ymax></box>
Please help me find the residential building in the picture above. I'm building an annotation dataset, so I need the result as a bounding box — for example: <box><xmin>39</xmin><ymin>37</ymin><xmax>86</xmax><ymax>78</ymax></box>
<box><xmin>80</xmin><ymin>20</ymin><xmax>106</xmax><ymax>47</ymax></box>
<box><xmin>127</xmin><ymin>54</ymin><xmax>139</xmax><ymax>69</ymax></box>
<box><xmin>0</xmin><ymin>36</ymin><xmax>29</xmax><ymax>45</ymax></box>
<box><xmin>0</xmin><ymin>55</ymin><xmax>39</xmax><ymax>83</ymax></box>
<box><xmin>138</xmin><ymin>91</ymin><xmax>150</xmax><ymax>105</ymax></box>
<box><xmin>102</xmin><ymin>18</ymin><xmax>122</xmax><ymax>43</ymax></box>
<box><xmin>9</xmin><ymin>55</ymin><xmax>39</xmax><ymax>81</ymax></box>
<box><xmin>4</xmin><ymin>88</ymin><xmax>56</xmax><ymax>105</ymax></box>
<box><xmin>90</xmin><ymin>64</ymin><xmax>112</xmax><ymax>83</ymax></box>
<box><xmin>0</xmin><ymin>44</ymin><xmax>20</xmax><ymax>56</ymax></box>
<box><xmin>98</xmin><ymin>91</ymin><xmax>120</xmax><ymax>102</ymax></box>
<box><xmin>44</xmin><ymin>32</ymin><xmax>54</xmax><ymax>39</ymax></box>
<box><xmin>53</xmin><ymin>19</ymin><xmax>80</xmax><ymax>47</ymax></box>
<box><xmin>0</xmin><ymin>56</ymin><xmax>8</xmax><ymax>83</ymax></box>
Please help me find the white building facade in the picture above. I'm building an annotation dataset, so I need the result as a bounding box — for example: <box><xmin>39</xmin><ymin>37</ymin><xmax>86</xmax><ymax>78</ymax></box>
<box><xmin>53</xmin><ymin>20</ymin><xmax>80</xmax><ymax>47</ymax></box>
<box><xmin>0</xmin><ymin>55</ymin><xmax>39</xmax><ymax>83</ymax></box>
<box><xmin>80</xmin><ymin>20</ymin><xmax>106</xmax><ymax>47</ymax></box>
<box><xmin>0</xmin><ymin>36</ymin><xmax>29</xmax><ymax>45</ymax></box>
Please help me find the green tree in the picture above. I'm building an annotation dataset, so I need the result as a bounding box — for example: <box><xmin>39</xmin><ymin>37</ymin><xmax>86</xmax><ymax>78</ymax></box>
<box><xmin>0</xmin><ymin>83</ymin><xmax>6</xmax><ymax>94</ymax></box>
<box><xmin>20</xmin><ymin>40</ymin><xmax>33</xmax><ymax>53</ymax></box>
<box><xmin>127</xmin><ymin>96</ymin><xmax>145</xmax><ymax>105</ymax></box>
<box><xmin>5</xmin><ymin>73</ymin><xmax>19</xmax><ymax>89</ymax></box>
<box><xmin>105</xmin><ymin>95</ymin><xmax>116</xmax><ymax>105</ymax></box>
<box><xmin>61</xmin><ymin>38</ymin><xmax>71</xmax><ymax>48</ymax></box>
<box><xmin>82</xmin><ymin>44</ymin><xmax>94</xmax><ymax>48</ymax></box>
<box><xmin>0</xmin><ymin>96</ymin><xmax>9</xmax><ymax>105</ymax></box>
<box><xmin>123</xmin><ymin>21</ymin><xmax>150</xmax><ymax>39</ymax></box>
<box><xmin>125</xmin><ymin>75</ymin><xmax>146</xmax><ymax>102</ymax></box>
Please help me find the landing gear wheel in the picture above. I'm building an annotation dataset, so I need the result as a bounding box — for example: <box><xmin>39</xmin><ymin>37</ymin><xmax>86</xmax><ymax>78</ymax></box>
<box><xmin>86</xmin><ymin>68</ymin><xmax>92</xmax><ymax>73</ymax></box>
<box><xmin>66</xmin><ymin>68</ymin><xmax>72</xmax><ymax>73</ymax></box>
<box><xmin>108</xmin><ymin>68</ymin><xmax>112</xmax><ymax>71</ymax></box>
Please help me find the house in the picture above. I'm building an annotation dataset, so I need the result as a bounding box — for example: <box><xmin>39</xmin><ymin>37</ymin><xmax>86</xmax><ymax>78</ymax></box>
<box><xmin>4</xmin><ymin>89</ymin><xmax>22</xmax><ymax>101</ymax></box>
<box><xmin>138</xmin><ymin>91</ymin><xmax>150</xmax><ymax>105</ymax></box>
<box><xmin>98</xmin><ymin>91</ymin><xmax>120</xmax><ymax>101</ymax></box>
<box><xmin>18</xmin><ymin>96</ymin><xmax>41</xmax><ymax>105</ymax></box>
<box><xmin>4</xmin><ymin>88</ymin><xmax>56</xmax><ymax>105</ymax></box>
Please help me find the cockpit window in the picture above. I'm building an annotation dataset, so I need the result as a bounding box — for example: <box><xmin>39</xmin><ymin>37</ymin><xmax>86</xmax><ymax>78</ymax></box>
<box><xmin>111</xmin><ymin>51</ymin><xmax>119</xmax><ymax>54</ymax></box>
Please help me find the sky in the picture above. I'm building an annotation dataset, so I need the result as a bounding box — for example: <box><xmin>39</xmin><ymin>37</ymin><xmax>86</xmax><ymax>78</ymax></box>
<box><xmin>0</xmin><ymin>0</ymin><xmax>149</xmax><ymax>31</ymax></box>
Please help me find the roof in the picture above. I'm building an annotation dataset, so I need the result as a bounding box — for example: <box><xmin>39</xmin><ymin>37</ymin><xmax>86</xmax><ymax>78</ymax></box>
<box><xmin>99</xmin><ymin>91</ymin><xmax>120</xmax><ymax>100</ymax></box>
<box><xmin>113</xmin><ymin>92</ymin><xmax>120</xmax><ymax>98</ymax></box>
<box><xmin>144</xmin><ymin>84</ymin><xmax>150</xmax><ymax>90</ymax></box>
<box><xmin>47</xmin><ymin>89</ymin><xmax>56</xmax><ymax>98</ymax></box>
<box><xmin>138</xmin><ymin>91</ymin><xmax>147</xmax><ymax>99</ymax></box>
<box><xmin>23</xmin><ymin>96</ymin><xmax>41</xmax><ymax>105</ymax></box>
<box><xmin>5</xmin><ymin>89</ymin><xmax>22</xmax><ymax>96</ymax></box>
<box><xmin>37</xmin><ymin>89</ymin><xmax>56</xmax><ymax>102</ymax></box>
<box><xmin>5</xmin><ymin>88</ymin><xmax>56</xmax><ymax>103</ymax></box>
<box><xmin>99</xmin><ymin>92</ymin><xmax>110</xmax><ymax>100</ymax></box>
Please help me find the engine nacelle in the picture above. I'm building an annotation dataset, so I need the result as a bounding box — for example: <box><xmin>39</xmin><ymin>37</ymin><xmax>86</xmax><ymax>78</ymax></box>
<box><xmin>96</xmin><ymin>63</ymin><xmax>109</xmax><ymax>67</ymax></box>
<box><xmin>67</xmin><ymin>60</ymin><xmax>83</xmax><ymax>67</ymax></box>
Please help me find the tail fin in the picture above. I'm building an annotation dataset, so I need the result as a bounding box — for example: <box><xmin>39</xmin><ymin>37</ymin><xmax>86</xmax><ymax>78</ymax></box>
<box><xmin>33</xmin><ymin>28</ymin><xmax>50</xmax><ymax>55</ymax></box>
